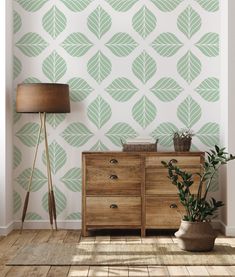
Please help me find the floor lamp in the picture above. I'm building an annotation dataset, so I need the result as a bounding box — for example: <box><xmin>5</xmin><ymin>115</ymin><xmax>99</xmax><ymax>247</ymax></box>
<box><xmin>16</xmin><ymin>83</ymin><xmax>70</xmax><ymax>232</ymax></box>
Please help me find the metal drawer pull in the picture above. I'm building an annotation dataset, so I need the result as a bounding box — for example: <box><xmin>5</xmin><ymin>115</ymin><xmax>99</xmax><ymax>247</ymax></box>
<box><xmin>110</xmin><ymin>204</ymin><xmax>118</xmax><ymax>209</ymax></box>
<box><xmin>109</xmin><ymin>174</ymin><xmax>118</xmax><ymax>180</ymax></box>
<box><xmin>110</xmin><ymin>159</ymin><xmax>118</xmax><ymax>164</ymax></box>
<box><xmin>170</xmin><ymin>203</ymin><xmax>178</xmax><ymax>209</ymax></box>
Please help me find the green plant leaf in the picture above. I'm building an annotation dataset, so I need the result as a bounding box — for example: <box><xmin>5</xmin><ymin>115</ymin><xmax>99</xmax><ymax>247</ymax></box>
<box><xmin>151</xmin><ymin>0</ymin><xmax>183</xmax><ymax>12</ymax></box>
<box><xmin>151</xmin><ymin>122</ymin><xmax>178</xmax><ymax>147</ymax></box>
<box><xmin>13</xmin><ymin>56</ymin><xmax>22</xmax><ymax>80</ymax></box>
<box><xmin>132</xmin><ymin>96</ymin><xmax>157</xmax><ymax>129</ymax></box>
<box><xmin>42</xmin><ymin>50</ymin><xmax>67</xmax><ymax>82</ymax></box>
<box><xmin>61</xmin><ymin>168</ymin><xmax>81</xmax><ymax>192</ymax></box>
<box><xmin>87</xmin><ymin>96</ymin><xmax>112</xmax><ymax>129</ymax></box>
<box><xmin>195</xmin><ymin>0</ymin><xmax>219</xmax><ymax>12</ymax></box>
<box><xmin>207</xmin><ymin>170</ymin><xmax>219</xmax><ymax>192</ymax></box>
<box><xmin>25</xmin><ymin>212</ymin><xmax>42</xmax><ymax>220</ymax></box>
<box><xmin>177</xmin><ymin>51</ymin><xmax>201</xmax><ymax>84</ymax></box>
<box><xmin>150</xmin><ymin>77</ymin><xmax>183</xmax><ymax>102</ymax></box>
<box><xmin>16</xmin><ymin>122</ymin><xmax>43</xmax><ymax>147</ymax></box>
<box><xmin>132</xmin><ymin>6</ymin><xmax>156</xmax><ymax>39</ymax></box>
<box><xmin>23</xmin><ymin>77</ymin><xmax>41</xmax><ymax>83</ymax></box>
<box><xmin>177</xmin><ymin>95</ymin><xmax>202</xmax><ymax>128</ymax></box>
<box><xmin>13</xmin><ymin>101</ymin><xmax>21</xmax><ymax>124</ymax></box>
<box><xmin>196</xmin><ymin>77</ymin><xmax>219</xmax><ymax>102</ymax></box>
<box><xmin>14</xmin><ymin>10</ymin><xmax>22</xmax><ymax>34</ymax></box>
<box><xmin>60</xmin><ymin>0</ymin><xmax>93</xmax><ymax>12</ymax></box>
<box><xmin>66</xmin><ymin>212</ymin><xmax>81</xmax><ymax>220</ymax></box>
<box><xmin>13</xmin><ymin>191</ymin><xmax>22</xmax><ymax>214</ymax></box>
<box><xmin>151</xmin><ymin>33</ymin><xmax>183</xmax><ymax>57</ymax></box>
<box><xmin>87</xmin><ymin>6</ymin><xmax>111</xmax><ymax>39</ymax></box>
<box><xmin>42</xmin><ymin>5</ymin><xmax>67</xmax><ymax>39</ymax></box>
<box><xmin>61</xmin><ymin>123</ymin><xmax>93</xmax><ymax>147</ymax></box>
<box><xmin>177</xmin><ymin>6</ymin><xmax>201</xmax><ymax>39</ymax></box>
<box><xmin>105</xmin><ymin>0</ymin><xmax>138</xmax><ymax>12</ymax></box>
<box><xmin>68</xmin><ymin>77</ymin><xmax>93</xmax><ymax>102</ymax></box>
<box><xmin>105</xmin><ymin>77</ymin><xmax>138</xmax><ymax>102</ymax></box>
<box><xmin>195</xmin><ymin>33</ymin><xmax>219</xmax><ymax>57</ymax></box>
<box><xmin>42</xmin><ymin>140</ymin><xmax>67</xmax><ymax>175</ymax></box>
<box><xmin>42</xmin><ymin>186</ymin><xmax>67</xmax><ymax>215</ymax></box>
<box><xmin>196</xmin><ymin>122</ymin><xmax>219</xmax><ymax>146</ymax></box>
<box><xmin>17</xmin><ymin>168</ymin><xmax>47</xmax><ymax>192</ymax></box>
<box><xmin>106</xmin><ymin>33</ymin><xmax>138</xmax><ymax>57</ymax></box>
<box><xmin>132</xmin><ymin>51</ymin><xmax>157</xmax><ymax>84</ymax></box>
<box><xmin>15</xmin><ymin>0</ymin><xmax>48</xmax><ymax>12</ymax></box>
<box><xmin>87</xmin><ymin>51</ymin><xmax>112</xmax><ymax>84</ymax></box>
<box><xmin>90</xmin><ymin>140</ymin><xmax>109</xmax><ymax>151</ymax></box>
<box><xmin>14</xmin><ymin>145</ymin><xmax>22</xmax><ymax>169</ymax></box>
<box><xmin>61</xmin><ymin>33</ymin><xmax>93</xmax><ymax>57</ymax></box>
<box><xmin>106</xmin><ymin>122</ymin><xmax>137</xmax><ymax>146</ymax></box>
<box><xmin>46</xmin><ymin>114</ymin><xmax>66</xmax><ymax>129</ymax></box>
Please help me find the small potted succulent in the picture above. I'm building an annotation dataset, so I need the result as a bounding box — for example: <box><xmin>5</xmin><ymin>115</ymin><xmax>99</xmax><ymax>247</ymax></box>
<box><xmin>173</xmin><ymin>129</ymin><xmax>194</xmax><ymax>152</ymax></box>
<box><xmin>162</xmin><ymin>145</ymin><xmax>235</xmax><ymax>252</ymax></box>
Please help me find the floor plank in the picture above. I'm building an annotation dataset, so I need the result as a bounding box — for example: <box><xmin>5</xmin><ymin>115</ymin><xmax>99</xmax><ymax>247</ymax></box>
<box><xmin>167</xmin><ymin>266</ymin><xmax>189</xmax><ymax>276</ymax></box>
<box><xmin>206</xmin><ymin>266</ymin><xmax>230</xmax><ymax>276</ymax></box>
<box><xmin>46</xmin><ymin>266</ymin><xmax>70</xmax><ymax>277</ymax></box>
<box><xmin>68</xmin><ymin>266</ymin><xmax>89</xmax><ymax>277</ymax></box>
<box><xmin>5</xmin><ymin>265</ymin><xmax>50</xmax><ymax>277</ymax></box>
<box><xmin>88</xmin><ymin>266</ymin><xmax>109</xmax><ymax>277</ymax></box>
<box><xmin>128</xmin><ymin>266</ymin><xmax>149</xmax><ymax>276</ymax></box>
<box><xmin>186</xmin><ymin>266</ymin><xmax>209</xmax><ymax>276</ymax></box>
<box><xmin>64</xmin><ymin>230</ymin><xmax>81</xmax><ymax>243</ymax></box>
<box><xmin>48</xmin><ymin>230</ymin><xmax>68</xmax><ymax>243</ymax></box>
<box><xmin>108</xmin><ymin>266</ymin><xmax>128</xmax><ymax>277</ymax></box>
<box><xmin>148</xmin><ymin>266</ymin><xmax>169</xmax><ymax>276</ymax></box>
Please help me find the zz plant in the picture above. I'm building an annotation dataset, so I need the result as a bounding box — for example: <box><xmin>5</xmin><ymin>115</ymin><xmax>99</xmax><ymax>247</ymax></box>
<box><xmin>161</xmin><ymin>145</ymin><xmax>235</xmax><ymax>222</ymax></box>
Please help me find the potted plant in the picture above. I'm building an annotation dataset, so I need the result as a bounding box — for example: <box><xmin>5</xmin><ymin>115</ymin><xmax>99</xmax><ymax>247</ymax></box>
<box><xmin>161</xmin><ymin>145</ymin><xmax>235</xmax><ymax>252</ymax></box>
<box><xmin>173</xmin><ymin>129</ymin><xmax>194</xmax><ymax>152</ymax></box>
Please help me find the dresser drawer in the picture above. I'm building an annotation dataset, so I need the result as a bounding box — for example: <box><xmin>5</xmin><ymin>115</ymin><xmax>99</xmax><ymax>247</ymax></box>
<box><xmin>85</xmin><ymin>154</ymin><xmax>141</xmax><ymax>167</ymax></box>
<box><xmin>146</xmin><ymin>155</ymin><xmax>202</xmax><ymax>167</ymax></box>
<box><xmin>146</xmin><ymin>196</ymin><xmax>184</xmax><ymax>228</ymax></box>
<box><xmin>86</xmin><ymin>196</ymin><xmax>141</xmax><ymax>226</ymax></box>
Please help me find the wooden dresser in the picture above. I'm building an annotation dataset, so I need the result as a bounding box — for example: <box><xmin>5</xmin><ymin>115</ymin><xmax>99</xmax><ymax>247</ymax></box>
<box><xmin>82</xmin><ymin>152</ymin><xmax>204</xmax><ymax>237</ymax></box>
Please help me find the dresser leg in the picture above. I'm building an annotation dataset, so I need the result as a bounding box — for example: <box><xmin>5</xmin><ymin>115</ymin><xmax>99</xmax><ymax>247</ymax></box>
<box><xmin>141</xmin><ymin>228</ymin><xmax>146</xmax><ymax>237</ymax></box>
<box><xmin>82</xmin><ymin>228</ymin><xmax>90</xmax><ymax>237</ymax></box>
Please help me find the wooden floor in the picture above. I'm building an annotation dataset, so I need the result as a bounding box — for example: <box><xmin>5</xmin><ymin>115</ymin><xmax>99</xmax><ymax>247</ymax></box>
<box><xmin>0</xmin><ymin>229</ymin><xmax>235</xmax><ymax>276</ymax></box>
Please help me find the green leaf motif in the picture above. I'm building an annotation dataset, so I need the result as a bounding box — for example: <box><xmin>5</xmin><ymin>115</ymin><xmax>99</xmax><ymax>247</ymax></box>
<box><xmin>196</xmin><ymin>122</ymin><xmax>219</xmax><ymax>146</ymax></box>
<box><xmin>16</xmin><ymin>33</ymin><xmax>48</xmax><ymax>57</ymax></box>
<box><xmin>46</xmin><ymin>114</ymin><xmax>66</xmax><ymax>129</ymax></box>
<box><xmin>60</xmin><ymin>0</ymin><xmax>93</xmax><ymax>12</ymax></box>
<box><xmin>25</xmin><ymin>212</ymin><xmax>42</xmax><ymax>220</ymax></box>
<box><xmin>42</xmin><ymin>51</ymin><xmax>67</xmax><ymax>82</ymax></box>
<box><xmin>196</xmin><ymin>77</ymin><xmax>219</xmax><ymax>102</ymax></box>
<box><xmin>23</xmin><ymin>77</ymin><xmax>41</xmax><ymax>83</ymax></box>
<box><xmin>195</xmin><ymin>0</ymin><xmax>219</xmax><ymax>12</ymax></box>
<box><xmin>42</xmin><ymin>186</ymin><xmax>67</xmax><ymax>215</ymax></box>
<box><xmin>61</xmin><ymin>168</ymin><xmax>81</xmax><ymax>192</ymax></box>
<box><xmin>105</xmin><ymin>0</ymin><xmax>138</xmax><ymax>12</ymax></box>
<box><xmin>42</xmin><ymin>5</ymin><xmax>67</xmax><ymax>39</ymax></box>
<box><xmin>132</xmin><ymin>6</ymin><xmax>157</xmax><ymax>39</ymax></box>
<box><xmin>132</xmin><ymin>96</ymin><xmax>157</xmax><ymax>129</ymax></box>
<box><xmin>17</xmin><ymin>168</ymin><xmax>47</xmax><ymax>192</ymax></box>
<box><xmin>151</xmin><ymin>0</ymin><xmax>183</xmax><ymax>12</ymax></box>
<box><xmin>151</xmin><ymin>122</ymin><xmax>178</xmax><ymax>147</ymax></box>
<box><xmin>150</xmin><ymin>78</ymin><xmax>183</xmax><ymax>102</ymax></box>
<box><xmin>61</xmin><ymin>122</ymin><xmax>93</xmax><ymax>147</ymax></box>
<box><xmin>87</xmin><ymin>51</ymin><xmax>112</xmax><ymax>84</ymax></box>
<box><xmin>177</xmin><ymin>96</ymin><xmax>202</xmax><ymax>128</ymax></box>
<box><xmin>207</xmin><ymin>169</ymin><xmax>219</xmax><ymax>192</ymax></box>
<box><xmin>68</xmin><ymin>78</ymin><xmax>93</xmax><ymax>102</ymax></box>
<box><xmin>88</xmin><ymin>96</ymin><xmax>112</xmax><ymax>129</ymax></box>
<box><xmin>195</xmin><ymin>33</ymin><xmax>219</xmax><ymax>57</ymax></box>
<box><xmin>61</xmin><ymin>33</ymin><xmax>93</xmax><ymax>57</ymax></box>
<box><xmin>106</xmin><ymin>33</ymin><xmax>138</xmax><ymax>57</ymax></box>
<box><xmin>105</xmin><ymin>77</ymin><xmax>138</xmax><ymax>102</ymax></box>
<box><xmin>14</xmin><ymin>145</ymin><xmax>22</xmax><ymax>169</ymax></box>
<box><xmin>177</xmin><ymin>6</ymin><xmax>201</xmax><ymax>39</ymax></box>
<box><xmin>15</xmin><ymin>0</ymin><xmax>48</xmax><ymax>12</ymax></box>
<box><xmin>132</xmin><ymin>51</ymin><xmax>157</xmax><ymax>84</ymax></box>
<box><xmin>177</xmin><ymin>51</ymin><xmax>201</xmax><ymax>84</ymax></box>
<box><xmin>14</xmin><ymin>56</ymin><xmax>22</xmax><ymax>80</ymax></box>
<box><xmin>66</xmin><ymin>212</ymin><xmax>81</xmax><ymax>220</ymax></box>
<box><xmin>13</xmin><ymin>101</ymin><xmax>21</xmax><ymax>124</ymax></box>
<box><xmin>106</xmin><ymin>122</ymin><xmax>137</xmax><ymax>146</ymax></box>
<box><xmin>14</xmin><ymin>11</ymin><xmax>22</xmax><ymax>34</ymax></box>
<box><xmin>90</xmin><ymin>140</ymin><xmax>109</xmax><ymax>151</ymax></box>
<box><xmin>16</xmin><ymin>123</ymin><xmax>43</xmax><ymax>147</ymax></box>
<box><xmin>151</xmin><ymin>33</ymin><xmax>183</xmax><ymax>57</ymax></box>
<box><xmin>42</xmin><ymin>140</ymin><xmax>67</xmax><ymax>175</ymax></box>
<box><xmin>13</xmin><ymin>191</ymin><xmax>22</xmax><ymax>214</ymax></box>
<box><xmin>87</xmin><ymin>6</ymin><xmax>111</xmax><ymax>39</ymax></box>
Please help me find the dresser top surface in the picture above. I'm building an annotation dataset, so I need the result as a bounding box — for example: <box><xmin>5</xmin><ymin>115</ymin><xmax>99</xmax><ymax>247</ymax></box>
<box><xmin>82</xmin><ymin>151</ymin><xmax>204</xmax><ymax>156</ymax></box>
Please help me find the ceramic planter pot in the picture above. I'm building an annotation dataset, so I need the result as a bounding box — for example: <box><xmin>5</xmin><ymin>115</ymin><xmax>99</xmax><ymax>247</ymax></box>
<box><xmin>175</xmin><ymin>220</ymin><xmax>217</xmax><ymax>252</ymax></box>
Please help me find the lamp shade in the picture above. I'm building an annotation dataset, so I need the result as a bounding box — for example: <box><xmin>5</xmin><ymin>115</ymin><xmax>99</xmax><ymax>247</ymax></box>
<box><xmin>16</xmin><ymin>83</ymin><xmax>70</xmax><ymax>113</ymax></box>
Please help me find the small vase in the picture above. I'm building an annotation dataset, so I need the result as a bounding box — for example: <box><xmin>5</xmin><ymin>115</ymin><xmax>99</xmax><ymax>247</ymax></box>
<box><xmin>173</xmin><ymin>137</ymin><xmax>192</xmax><ymax>152</ymax></box>
<box><xmin>175</xmin><ymin>220</ymin><xmax>217</xmax><ymax>252</ymax></box>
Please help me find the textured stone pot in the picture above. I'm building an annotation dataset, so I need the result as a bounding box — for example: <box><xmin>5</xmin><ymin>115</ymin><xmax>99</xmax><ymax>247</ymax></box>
<box><xmin>175</xmin><ymin>220</ymin><xmax>217</xmax><ymax>252</ymax></box>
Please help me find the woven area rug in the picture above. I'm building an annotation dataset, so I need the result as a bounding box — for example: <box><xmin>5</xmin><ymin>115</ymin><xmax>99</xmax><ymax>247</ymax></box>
<box><xmin>8</xmin><ymin>242</ymin><xmax>235</xmax><ymax>266</ymax></box>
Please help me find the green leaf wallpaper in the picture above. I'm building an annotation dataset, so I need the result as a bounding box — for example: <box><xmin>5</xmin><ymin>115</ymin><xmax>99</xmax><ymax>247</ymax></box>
<box><xmin>13</xmin><ymin>0</ymin><xmax>220</xmax><ymax>221</ymax></box>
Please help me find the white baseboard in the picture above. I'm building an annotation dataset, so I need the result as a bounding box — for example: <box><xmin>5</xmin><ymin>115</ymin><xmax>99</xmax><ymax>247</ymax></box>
<box><xmin>14</xmin><ymin>220</ymin><xmax>82</xmax><ymax>230</ymax></box>
<box><xmin>220</xmin><ymin>220</ymin><xmax>235</xmax><ymax>236</ymax></box>
<box><xmin>0</xmin><ymin>221</ymin><xmax>14</xmax><ymax>236</ymax></box>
